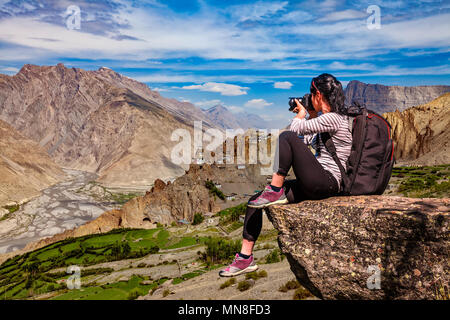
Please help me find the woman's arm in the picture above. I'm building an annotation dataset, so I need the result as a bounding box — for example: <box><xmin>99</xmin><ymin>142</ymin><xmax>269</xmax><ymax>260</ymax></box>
<box><xmin>290</xmin><ymin>112</ymin><xmax>342</xmax><ymax>136</ymax></box>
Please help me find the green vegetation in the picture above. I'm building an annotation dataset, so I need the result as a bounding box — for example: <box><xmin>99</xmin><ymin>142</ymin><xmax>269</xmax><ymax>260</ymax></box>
<box><xmin>0</xmin><ymin>227</ymin><xmax>208</xmax><ymax>300</ymax></box>
<box><xmin>52</xmin><ymin>275</ymin><xmax>154</xmax><ymax>300</ymax></box>
<box><xmin>213</xmin><ymin>202</ymin><xmax>247</xmax><ymax>233</ymax></box>
<box><xmin>205</xmin><ymin>180</ymin><xmax>225</xmax><ymax>200</ymax></box>
<box><xmin>0</xmin><ymin>204</ymin><xmax>20</xmax><ymax>221</ymax></box>
<box><xmin>264</xmin><ymin>249</ymin><xmax>284</xmax><ymax>264</ymax></box>
<box><xmin>215</xmin><ymin>202</ymin><xmax>246</xmax><ymax>222</ymax></box>
<box><xmin>79</xmin><ymin>181</ymin><xmax>141</xmax><ymax>206</ymax></box>
<box><xmin>127</xmin><ymin>287</ymin><xmax>146</xmax><ymax>300</ymax></box>
<box><xmin>109</xmin><ymin>192</ymin><xmax>141</xmax><ymax>205</ymax></box>
<box><xmin>219</xmin><ymin>278</ymin><xmax>236</xmax><ymax>289</ymax></box>
<box><xmin>171</xmin><ymin>270</ymin><xmax>204</xmax><ymax>285</ymax></box>
<box><xmin>4</xmin><ymin>204</ymin><xmax>20</xmax><ymax>214</ymax></box>
<box><xmin>245</xmin><ymin>270</ymin><xmax>267</xmax><ymax>281</ymax></box>
<box><xmin>192</xmin><ymin>213</ymin><xmax>204</xmax><ymax>225</ymax></box>
<box><xmin>223</xmin><ymin>270</ymin><xmax>268</xmax><ymax>293</ymax></box>
<box><xmin>200</xmin><ymin>237</ymin><xmax>241</xmax><ymax>266</ymax></box>
<box><xmin>279</xmin><ymin>279</ymin><xmax>301</xmax><ymax>292</ymax></box>
<box><xmin>224</xmin><ymin>221</ymin><xmax>244</xmax><ymax>233</ymax></box>
<box><xmin>292</xmin><ymin>286</ymin><xmax>313</xmax><ymax>300</ymax></box>
<box><xmin>391</xmin><ymin>165</ymin><xmax>449</xmax><ymax>198</ymax></box>
<box><xmin>237</xmin><ymin>280</ymin><xmax>252</xmax><ymax>292</ymax></box>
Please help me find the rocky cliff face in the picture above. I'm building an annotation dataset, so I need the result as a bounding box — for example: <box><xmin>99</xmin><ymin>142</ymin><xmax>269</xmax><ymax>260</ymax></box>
<box><xmin>345</xmin><ymin>80</ymin><xmax>450</xmax><ymax>114</ymax></box>
<box><xmin>266</xmin><ymin>196</ymin><xmax>449</xmax><ymax>300</ymax></box>
<box><xmin>0</xmin><ymin>64</ymin><xmax>214</xmax><ymax>188</ymax></box>
<box><xmin>0</xmin><ymin>119</ymin><xmax>65</xmax><ymax>207</ymax></box>
<box><xmin>383</xmin><ymin>93</ymin><xmax>450</xmax><ymax>165</ymax></box>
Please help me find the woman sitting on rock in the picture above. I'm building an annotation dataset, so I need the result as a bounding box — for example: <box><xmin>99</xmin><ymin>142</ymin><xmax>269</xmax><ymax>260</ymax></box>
<box><xmin>219</xmin><ymin>73</ymin><xmax>353</xmax><ymax>277</ymax></box>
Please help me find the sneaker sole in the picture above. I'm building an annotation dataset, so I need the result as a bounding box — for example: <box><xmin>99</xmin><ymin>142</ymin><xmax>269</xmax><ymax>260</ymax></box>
<box><xmin>247</xmin><ymin>198</ymin><xmax>288</xmax><ymax>209</ymax></box>
<box><xmin>219</xmin><ymin>264</ymin><xmax>259</xmax><ymax>277</ymax></box>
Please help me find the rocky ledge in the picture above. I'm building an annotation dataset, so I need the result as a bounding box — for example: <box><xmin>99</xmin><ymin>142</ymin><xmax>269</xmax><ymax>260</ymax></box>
<box><xmin>266</xmin><ymin>196</ymin><xmax>449</xmax><ymax>300</ymax></box>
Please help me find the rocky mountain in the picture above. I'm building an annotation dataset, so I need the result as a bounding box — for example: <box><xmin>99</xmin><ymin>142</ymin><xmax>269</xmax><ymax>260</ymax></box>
<box><xmin>345</xmin><ymin>80</ymin><xmax>450</xmax><ymax>114</ymax></box>
<box><xmin>0</xmin><ymin>119</ymin><xmax>65</xmax><ymax>207</ymax></box>
<box><xmin>237</xmin><ymin>111</ymin><xmax>270</xmax><ymax>130</ymax></box>
<box><xmin>202</xmin><ymin>104</ymin><xmax>269</xmax><ymax>130</ymax></box>
<box><xmin>94</xmin><ymin>66</ymin><xmax>217</xmax><ymax>128</ymax></box>
<box><xmin>0</xmin><ymin>64</ymin><xmax>220</xmax><ymax>189</ymax></box>
<box><xmin>383</xmin><ymin>93</ymin><xmax>450</xmax><ymax>165</ymax></box>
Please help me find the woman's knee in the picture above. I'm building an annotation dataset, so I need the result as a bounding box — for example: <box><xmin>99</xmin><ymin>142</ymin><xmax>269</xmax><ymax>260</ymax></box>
<box><xmin>279</xmin><ymin>130</ymin><xmax>298</xmax><ymax>141</ymax></box>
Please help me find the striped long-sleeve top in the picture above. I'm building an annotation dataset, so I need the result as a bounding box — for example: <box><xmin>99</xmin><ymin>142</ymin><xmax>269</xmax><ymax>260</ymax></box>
<box><xmin>289</xmin><ymin>112</ymin><xmax>353</xmax><ymax>190</ymax></box>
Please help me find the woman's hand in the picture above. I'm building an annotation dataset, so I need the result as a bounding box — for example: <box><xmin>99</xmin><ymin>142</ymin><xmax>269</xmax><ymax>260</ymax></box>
<box><xmin>293</xmin><ymin>99</ymin><xmax>307</xmax><ymax>119</ymax></box>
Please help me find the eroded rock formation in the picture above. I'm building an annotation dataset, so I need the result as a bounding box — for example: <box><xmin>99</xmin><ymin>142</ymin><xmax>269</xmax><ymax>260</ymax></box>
<box><xmin>266</xmin><ymin>196</ymin><xmax>449</xmax><ymax>300</ymax></box>
<box><xmin>383</xmin><ymin>93</ymin><xmax>450</xmax><ymax>165</ymax></box>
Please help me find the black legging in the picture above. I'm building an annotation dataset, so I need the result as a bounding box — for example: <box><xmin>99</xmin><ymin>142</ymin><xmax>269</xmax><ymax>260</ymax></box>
<box><xmin>243</xmin><ymin>130</ymin><xmax>339</xmax><ymax>242</ymax></box>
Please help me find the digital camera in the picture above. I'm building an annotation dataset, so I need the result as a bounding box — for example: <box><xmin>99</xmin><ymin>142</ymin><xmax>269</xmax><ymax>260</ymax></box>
<box><xmin>288</xmin><ymin>93</ymin><xmax>313</xmax><ymax>112</ymax></box>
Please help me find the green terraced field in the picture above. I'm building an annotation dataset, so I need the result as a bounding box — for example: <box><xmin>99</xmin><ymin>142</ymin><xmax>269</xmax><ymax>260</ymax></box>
<box><xmin>51</xmin><ymin>275</ymin><xmax>158</xmax><ymax>300</ymax></box>
<box><xmin>0</xmin><ymin>227</ymin><xmax>209</xmax><ymax>300</ymax></box>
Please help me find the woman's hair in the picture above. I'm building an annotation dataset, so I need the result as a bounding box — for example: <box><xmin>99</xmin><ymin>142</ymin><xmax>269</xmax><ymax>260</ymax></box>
<box><xmin>310</xmin><ymin>73</ymin><xmax>347</xmax><ymax>114</ymax></box>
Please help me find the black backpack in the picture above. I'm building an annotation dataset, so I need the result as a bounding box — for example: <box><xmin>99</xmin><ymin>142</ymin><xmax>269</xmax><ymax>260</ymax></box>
<box><xmin>321</xmin><ymin>103</ymin><xmax>395</xmax><ymax>196</ymax></box>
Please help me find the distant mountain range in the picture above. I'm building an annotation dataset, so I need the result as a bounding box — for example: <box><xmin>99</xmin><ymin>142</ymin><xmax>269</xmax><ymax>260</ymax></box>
<box><xmin>345</xmin><ymin>80</ymin><xmax>450</xmax><ymax>114</ymax></box>
<box><xmin>0</xmin><ymin>64</ymin><xmax>210</xmax><ymax>189</ymax></box>
<box><xmin>202</xmin><ymin>104</ymin><xmax>269</xmax><ymax>130</ymax></box>
<box><xmin>0</xmin><ymin>64</ymin><xmax>448</xmax><ymax>196</ymax></box>
<box><xmin>0</xmin><ymin>64</ymin><xmax>270</xmax><ymax>192</ymax></box>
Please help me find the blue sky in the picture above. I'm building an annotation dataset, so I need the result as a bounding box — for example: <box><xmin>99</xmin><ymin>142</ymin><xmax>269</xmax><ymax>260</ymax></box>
<box><xmin>0</xmin><ymin>0</ymin><xmax>449</xmax><ymax>128</ymax></box>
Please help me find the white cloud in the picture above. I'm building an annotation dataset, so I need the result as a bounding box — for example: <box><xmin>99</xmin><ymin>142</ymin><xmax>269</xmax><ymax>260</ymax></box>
<box><xmin>274</xmin><ymin>81</ymin><xmax>293</xmax><ymax>89</ymax></box>
<box><xmin>281</xmin><ymin>10</ymin><xmax>313</xmax><ymax>22</ymax></box>
<box><xmin>181</xmin><ymin>82</ymin><xmax>249</xmax><ymax>96</ymax></box>
<box><xmin>282</xmin><ymin>13</ymin><xmax>450</xmax><ymax>59</ymax></box>
<box><xmin>0</xmin><ymin>66</ymin><xmax>19</xmax><ymax>74</ymax></box>
<box><xmin>0</xmin><ymin>6</ymin><xmax>289</xmax><ymax>62</ymax></box>
<box><xmin>150</xmin><ymin>86</ymin><xmax>170</xmax><ymax>92</ymax></box>
<box><xmin>227</xmin><ymin>1</ymin><xmax>288</xmax><ymax>22</ymax></box>
<box><xmin>244</xmin><ymin>99</ymin><xmax>273</xmax><ymax>109</ymax></box>
<box><xmin>317</xmin><ymin>9</ymin><xmax>367</xmax><ymax>22</ymax></box>
<box><xmin>0</xmin><ymin>0</ymin><xmax>448</xmax><ymax>80</ymax></box>
<box><xmin>328</xmin><ymin>62</ymin><xmax>375</xmax><ymax>71</ymax></box>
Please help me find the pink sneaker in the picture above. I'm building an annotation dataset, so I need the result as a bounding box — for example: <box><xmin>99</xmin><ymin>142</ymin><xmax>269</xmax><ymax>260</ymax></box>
<box><xmin>247</xmin><ymin>185</ymin><xmax>288</xmax><ymax>209</ymax></box>
<box><xmin>219</xmin><ymin>254</ymin><xmax>258</xmax><ymax>277</ymax></box>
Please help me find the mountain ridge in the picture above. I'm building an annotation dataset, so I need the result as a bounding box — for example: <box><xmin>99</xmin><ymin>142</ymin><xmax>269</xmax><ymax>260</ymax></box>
<box><xmin>345</xmin><ymin>80</ymin><xmax>450</xmax><ymax>114</ymax></box>
<box><xmin>0</xmin><ymin>64</ymin><xmax>205</xmax><ymax>188</ymax></box>
<box><xmin>202</xmin><ymin>104</ymin><xmax>269</xmax><ymax>130</ymax></box>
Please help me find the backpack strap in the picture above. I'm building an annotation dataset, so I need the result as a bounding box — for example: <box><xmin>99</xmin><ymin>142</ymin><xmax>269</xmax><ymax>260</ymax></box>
<box><xmin>320</xmin><ymin>132</ymin><xmax>347</xmax><ymax>192</ymax></box>
<box><xmin>348</xmin><ymin>116</ymin><xmax>355</xmax><ymax>133</ymax></box>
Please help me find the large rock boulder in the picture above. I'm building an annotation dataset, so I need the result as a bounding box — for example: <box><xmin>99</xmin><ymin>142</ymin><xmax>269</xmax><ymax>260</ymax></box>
<box><xmin>266</xmin><ymin>196</ymin><xmax>449</xmax><ymax>300</ymax></box>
